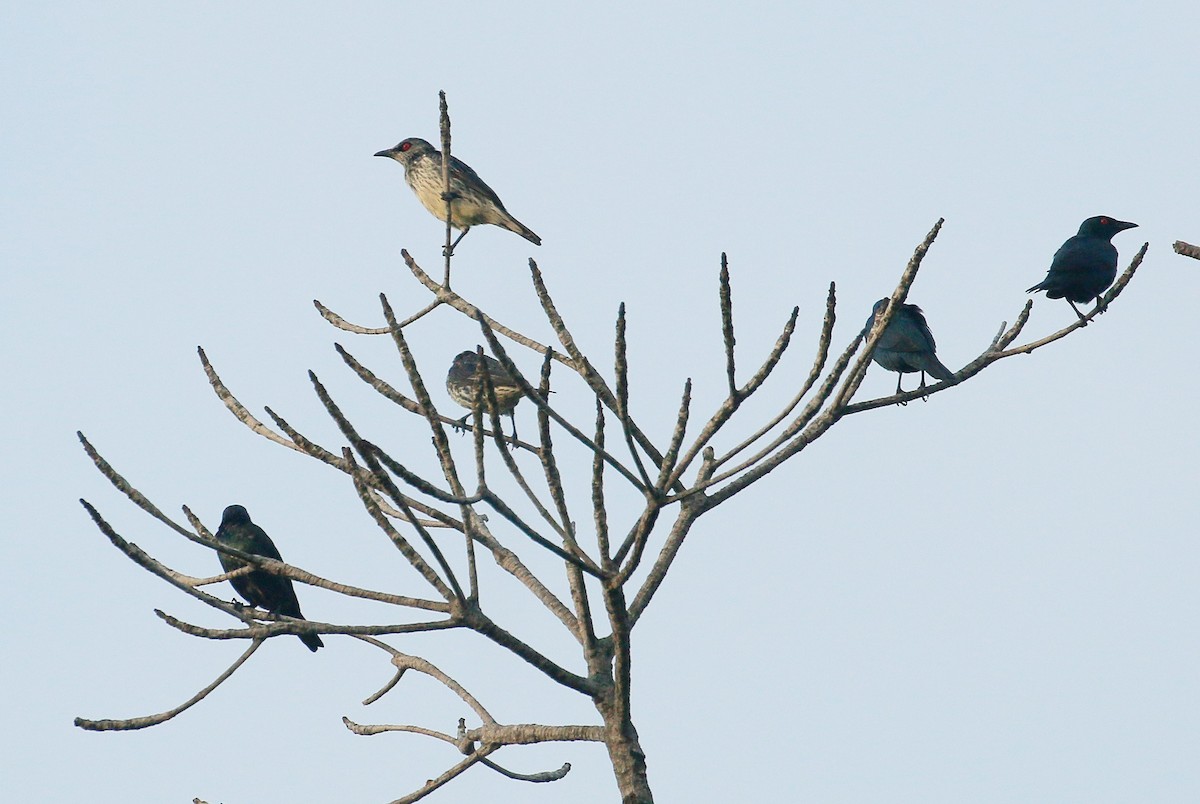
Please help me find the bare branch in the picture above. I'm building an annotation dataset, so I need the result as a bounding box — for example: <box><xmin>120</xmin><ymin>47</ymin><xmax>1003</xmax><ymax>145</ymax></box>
<box><xmin>654</xmin><ymin>379</ymin><xmax>692</xmax><ymax>492</ymax></box>
<box><xmin>613</xmin><ymin>505</ymin><xmax>662</xmax><ymax>583</ymax></box>
<box><xmin>345</xmin><ymin>718</ymin><xmax>457</xmax><ymax>743</ymax></box>
<box><xmin>313</xmin><ymin>299</ymin><xmax>391</xmax><ymax>334</ymax></box>
<box><xmin>828</xmin><ymin>219</ymin><xmax>945</xmax><ymax>412</ymax></box>
<box><xmin>464</xmin><ymin>609</ymin><xmax>598</xmax><ymax>696</ymax></box>
<box><xmin>198</xmin><ymin>346</ymin><xmax>303</xmax><ymax>454</ymax></box>
<box><xmin>477</xmin><ymin>316</ymin><xmax>650</xmax><ymax>493</ymax></box>
<box><xmin>663</xmin><ymin>263</ymin><xmax>806</xmax><ymax>489</ymax></box>
<box><xmin>528</xmin><ymin>261</ymin><xmax>680</xmax><ymax>490</ymax></box>
<box><xmin>179</xmin><ymin>504</ymin><xmax>449</xmax><ymax>611</ymax></box>
<box><xmin>348</xmin><ymin>451</ymin><xmax>461</xmax><ymax>601</ymax></box>
<box><xmin>478</xmin><ymin>382</ymin><xmax>571</xmax><ymax>542</ymax></box>
<box><xmin>439</xmin><ymin>89</ymin><xmax>453</xmax><ymax>286</ymax></box>
<box><xmin>614</xmin><ymin>303</ymin><xmax>654</xmax><ymax>490</ymax></box>
<box><xmin>79</xmin><ymin>432</ymin><xmax>197</xmax><ymax>542</ymax></box>
<box><xmin>592</xmin><ymin>399</ymin><xmax>612</xmax><ymax>567</ymax></box>
<box><xmin>738</xmin><ymin>305</ymin><xmax>800</xmax><ymax>399</ymax></box>
<box><xmin>366</xmin><ymin>442</ymin><xmax>484</xmax><ymax>507</ymax></box>
<box><xmin>534</xmin><ymin>350</ymin><xmax>575</xmax><ymax>537</ymax></box>
<box><xmin>993</xmin><ymin>242</ymin><xmax>1148</xmax><ymax>357</ymax></box>
<box><xmin>479</xmin><ymin>758</ymin><xmax>573</xmax><ymax>783</ymax></box>
<box><xmin>629</xmin><ymin>493</ymin><xmax>709</xmax><ymax>625</ymax></box>
<box><xmin>309</xmin><ymin>372</ymin><xmax>467</xmax><ymax>602</ymax></box>
<box><xmin>676</xmin><ymin>328</ymin><xmax>867</xmax><ymax>507</ymax></box>
<box><xmin>334</xmin><ymin>343</ymin><xmax>425</xmax><ymax>413</ymax></box>
<box><xmin>844</xmin><ymin>242</ymin><xmax>1148</xmax><ymax>414</ymax></box>
<box><xmin>400</xmin><ymin>250</ymin><xmax>570</xmax><ymax>365</ymax></box>
<box><xmin>1175</xmin><ymin>240</ymin><xmax>1200</xmax><ymax>260</ymax></box>
<box><xmin>188</xmin><ymin>564</ymin><xmax>258</xmax><ymax>587</ymax></box>
<box><xmin>713</xmin><ymin>283</ymin><xmax>834</xmax><ymax>472</ymax></box>
<box><xmin>479</xmin><ymin>489</ymin><xmax>606</xmax><ymax>578</ymax></box>
<box><xmin>156</xmin><ymin>610</ymin><xmax>459</xmax><ymax>641</ymax></box>
<box><xmin>78</xmin><ymin>499</ymin><xmax>254</xmax><ymax>616</ymax></box>
<box><xmin>470</xmin><ymin>724</ymin><xmax>604</xmax><ymax>745</ymax></box>
<box><xmin>262</xmin><ymin>405</ymin><xmax>464</xmax><ymax>528</ymax></box>
<box><xmin>386</xmin><ymin>745</ymin><xmax>494</xmax><ymax>804</ymax></box>
<box><xmin>720</xmin><ymin>253</ymin><xmax>737</xmax><ymax>398</ymax></box>
<box><xmin>75</xmin><ymin>640</ymin><xmax>264</xmax><ymax>731</ymax></box>
<box><xmin>389</xmin><ymin>643</ymin><xmax>497</xmax><ymax>723</ymax></box>
<box><xmin>362</xmin><ymin>667</ymin><xmax>407</xmax><ymax>706</ymax></box>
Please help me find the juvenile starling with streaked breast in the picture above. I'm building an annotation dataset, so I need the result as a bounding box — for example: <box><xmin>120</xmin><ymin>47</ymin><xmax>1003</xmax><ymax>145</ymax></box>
<box><xmin>1027</xmin><ymin>215</ymin><xmax>1138</xmax><ymax>322</ymax></box>
<box><xmin>446</xmin><ymin>350</ymin><xmax>524</xmax><ymax>437</ymax></box>
<box><xmin>375</xmin><ymin>137</ymin><xmax>541</xmax><ymax>253</ymax></box>
<box><xmin>864</xmin><ymin>298</ymin><xmax>956</xmax><ymax>397</ymax></box>
<box><xmin>215</xmin><ymin>505</ymin><xmax>323</xmax><ymax>652</ymax></box>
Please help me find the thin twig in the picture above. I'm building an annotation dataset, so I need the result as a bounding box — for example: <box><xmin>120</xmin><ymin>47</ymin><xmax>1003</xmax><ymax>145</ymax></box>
<box><xmin>157</xmin><ymin>610</ymin><xmax>459</xmax><ymax>641</ymax></box>
<box><xmin>476</xmin><ymin>315</ymin><xmax>650</xmax><ymax>493</ymax></box>
<box><xmin>440</xmin><ymin>90</ymin><xmax>453</xmax><ymax>286</ymax></box>
<box><xmin>313</xmin><ymin>299</ymin><xmax>391</xmax><ymax>334</ymax></box>
<box><xmin>713</xmin><ymin>285</ymin><xmax>830</xmax><ymax>471</ymax></box>
<box><xmin>75</xmin><ymin>640</ymin><xmax>264</xmax><ymax>731</ymax></box>
<box><xmin>592</xmin><ymin>398</ymin><xmax>612</xmax><ymax>567</ymax></box>
<box><xmin>528</xmin><ymin>261</ymin><xmax>681</xmax><ymax>491</ymax></box>
<box><xmin>654</xmin><ymin>380</ymin><xmax>692</xmax><ymax>492</ymax></box>
<box><xmin>614</xmin><ymin>303</ymin><xmax>654</xmax><ymax>490</ymax></box>
<box><xmin>479</xmin><ymin>759</ymin><xmax>573</xmax><ymax>783</ymax></box>
<box><xmin>262</xmin><ymin>405</ymin><xmax>465</xmax><ymax>528</ymax></box>
<box><xmin>720</xmin><ymin>253</ymin><xmax>737</xmax><ymax>398</ymax></box>
<box><xmin>309</xmin><ymin>373</ymin><xmax>467</xmax><ymax>602</ymax></box>
<box><xmin>347</xmin><ymin>449</ymin><xmax>461</xmax><ymax>601</ymax></box>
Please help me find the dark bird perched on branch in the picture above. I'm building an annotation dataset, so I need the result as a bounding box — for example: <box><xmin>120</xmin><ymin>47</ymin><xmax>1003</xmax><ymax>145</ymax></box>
<box><xmin>864</xmin><ymin>299</ymin><xmax>956</xmax><ymax>397</ymax></box>
<box><xmin>374</xmin><ymin>137</ymin><xmax>541</xmax><ymax>253</ymax></box>
<box><xmin>215</xmin><ymin>505</ymin><xmax>323</xmax><ymax>652</ymax></box>
<box><xmin>446</xmin><ymin>350</ymin><xmax>524</xmax><ymax>437</ymax></box>
<box><xmin>1027</xmin><ymin>216</ymin><xmax>1138</xmax><ymax>322</ymax></box>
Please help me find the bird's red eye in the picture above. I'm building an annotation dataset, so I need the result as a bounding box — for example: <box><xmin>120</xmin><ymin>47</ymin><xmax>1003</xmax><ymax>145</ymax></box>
<box><xmin>400</xmin><ymin>141</ymin><xmax>412</xmax><ymax>152</ymax></box>
<box><xmin>1100</xmin><ymin>217</ymin><xmax>1109</xmax><ymax>224</ymax></box>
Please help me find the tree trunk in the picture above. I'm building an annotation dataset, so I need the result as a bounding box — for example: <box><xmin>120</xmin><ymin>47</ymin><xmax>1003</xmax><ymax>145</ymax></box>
<box><xmin>597</xmin><ymin>697</ymin><xmax>653</xmax><ymax>803</ymax></box>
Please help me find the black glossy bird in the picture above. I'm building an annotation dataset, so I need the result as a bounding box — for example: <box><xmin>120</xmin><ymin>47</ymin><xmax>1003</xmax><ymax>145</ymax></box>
<box><xmin>864</xmin><ymin>298</ymin><xmax>956</xmax><ymax>396</ymax></box>
<box><xmin>1027</xmin><ymin>215</ymin><xmax>1138</xmax><ymax>322</ymax></box>
<box><xmin>214</xmin><ymin>505</ymin><xmax>323</xmax><ymax>651</ymax></box>
<box><xmin>445</xmin><ymin>350</ymin><xmax>524</xmax><ymax>437</ymax></box>
<box><xmin>374</xmin><ymin>137</ymin><xmax>541</xmax><ymax>253</ymax></box>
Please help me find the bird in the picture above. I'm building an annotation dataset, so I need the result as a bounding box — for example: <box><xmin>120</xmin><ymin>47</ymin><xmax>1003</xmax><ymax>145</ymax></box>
<box><xmin>1027</xmin><ymin>216</ymin><xmax>1138</xmax><ymax>322</ymax></box>
<box><xmin>864</xmin><ymin>298</ymin><xmax>956</xmax><ymax>397</ymax></box>
<box><xmin>214</xmin><ymin>505</ymin><xmax>323</xmax><ymax>652</ymax></box>
<box><xmin>374</xmin><ymin>137</ymin><xmax>541</xmax><ymax>253</ymax></box>
<box><xmin>445</xmin><ymin>350</ymin><xmax>524</xmax><ymax>437</ymax></box>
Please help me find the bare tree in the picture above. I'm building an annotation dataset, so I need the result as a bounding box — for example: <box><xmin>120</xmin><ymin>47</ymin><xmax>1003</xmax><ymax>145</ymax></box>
<box><xmin>75</xmin><ymin>94</ymin><xmax>1150</xmax><ymax>804</ymax></box>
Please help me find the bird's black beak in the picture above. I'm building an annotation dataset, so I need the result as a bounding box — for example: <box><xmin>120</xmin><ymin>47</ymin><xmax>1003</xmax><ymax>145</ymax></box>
<box><xmin>374</xmin><ymin>149</ymin><xmax>396</xmax><ymax>158</ymax></box>
<box><xmin>1116</xmin><ymin>220</ymin><xmax>1138</xmax><ymax>231</ymax></box>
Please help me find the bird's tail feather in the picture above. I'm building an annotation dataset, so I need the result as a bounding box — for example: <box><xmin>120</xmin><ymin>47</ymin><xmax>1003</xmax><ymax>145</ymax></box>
<box><xmin>301</xmin><ymin>632</ymin><xmax>324</xmax><ymax>652</ymax></box>
<box><xmin>503</xmin><ymin>215</ymin><xmax>542</xmax><ymax>246</ymax></box>
<box><xmin>927</xmin><ymin>358</ymin><xmax>956</xmax><ymax>383</ymax></box>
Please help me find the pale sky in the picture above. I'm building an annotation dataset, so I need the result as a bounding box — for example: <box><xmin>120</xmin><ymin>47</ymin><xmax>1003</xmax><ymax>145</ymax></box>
<box><xmin>4</xmin><ymin>2</ymin><xmax>1199</xmax><ymax>802</ymax></box>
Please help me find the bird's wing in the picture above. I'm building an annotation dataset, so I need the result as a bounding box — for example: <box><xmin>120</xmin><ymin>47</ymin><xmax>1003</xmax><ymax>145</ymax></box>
<box><xmin>878</xmin><ymin>314</ymin><xmax>935</xmax><ymax>354</ymax></box>
<box><xmin>449</xmin><ymin>154</ymin><xmax>508</xmax><ymax>209</ymax></box>
<box><xmin>481</xmin><ymin>354</ymin><xmax>521</xmax><ymax>388</ymax></box>
<box><xmin>1049</xmin><ymin>236</ymin><xmax>1112</xmax><ymax>275</ymax></box>
<box><xmin>247</xmin><ymin>524</ymin><xmax>285</xmax><ymax>561</ymax></box>
<box><xmin>907</xmin><ymin>307</ymin><xmax>937</xmax><ymax>353</ymax></box>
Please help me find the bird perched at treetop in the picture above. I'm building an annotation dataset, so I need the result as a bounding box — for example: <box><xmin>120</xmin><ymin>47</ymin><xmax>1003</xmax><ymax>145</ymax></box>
<box><xmin>374</xmin><ymin>137</ymin><xmax>541</xmax><ymax>253</ymax></box>
<box><xmin>214</xmin><ymin>505</ymin><xmax>323</xmax><ymax>652</ymax></box>
<box><xmin>446</xmin><ymin>350</ymin><xmax>524</xmax><ymax>438</ymax></box>
<box><xmin>1027</xmin><ymin>216</ymin><xmax>1138</xmax><ymax>322</ymax></box>
<box><xmin>864</xmin><ymin>298</ymin><xmax>956</xmax><ymax>397</ymax></box>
